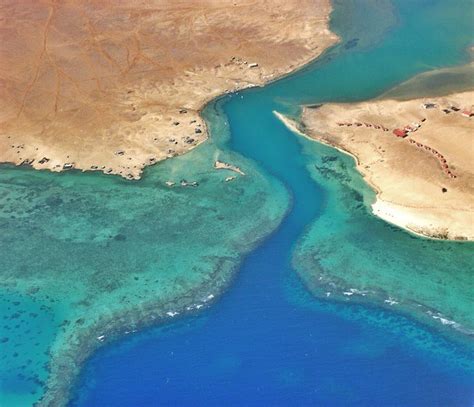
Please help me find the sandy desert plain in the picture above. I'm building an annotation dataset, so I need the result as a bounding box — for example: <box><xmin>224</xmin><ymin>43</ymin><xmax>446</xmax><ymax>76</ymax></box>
<box><xmin>0</xmin><ymin>0</ymin><xmax>337</xmax><ymax>179</ymax></box>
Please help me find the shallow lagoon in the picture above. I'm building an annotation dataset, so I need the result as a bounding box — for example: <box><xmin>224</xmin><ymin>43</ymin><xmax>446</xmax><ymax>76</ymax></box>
<box><xmin>1</xmin><ymin>0</ymin><xmax>474</xmax><ymax>405</ymax></box>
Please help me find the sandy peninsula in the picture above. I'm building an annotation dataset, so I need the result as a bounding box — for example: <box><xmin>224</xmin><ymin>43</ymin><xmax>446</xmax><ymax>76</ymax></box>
<box><xmin>0</xmin><ymin>0</ymin><xmax>337</xmax><ymax>179</ymax></box>
<box><xmin>289</xmin><ymin>91</ymin><xmax>474</xmax><ymax>240</ymax></box>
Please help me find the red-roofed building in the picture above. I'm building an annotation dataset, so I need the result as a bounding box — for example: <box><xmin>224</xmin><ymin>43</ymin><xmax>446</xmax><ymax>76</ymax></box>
<box><xmin>393</xmin><ymin>128</ymin><xmax>408</xmax><ymax>138</ymax></box>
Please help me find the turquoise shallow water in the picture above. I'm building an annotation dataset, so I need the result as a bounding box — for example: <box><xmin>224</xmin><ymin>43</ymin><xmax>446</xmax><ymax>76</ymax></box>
<box><xmin>1</xmin><ymin>0</ymin><xmax>474</xmax><ymax>405</ymax></box>
<box><xmin>0</xmin><ymin>114</ymin><xmax>289</xmax><ymax>404</ymax></box>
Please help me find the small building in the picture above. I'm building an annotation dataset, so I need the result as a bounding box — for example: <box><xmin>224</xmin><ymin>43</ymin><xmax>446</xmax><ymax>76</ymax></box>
<box><xmin>422</xmin><ymin>103</ymin><xmax>437</xmax><ymax>109</ymax></box>
<box><xmin>461</xmin><ymin>109</ymin><xmax>473</xmax><ymax>117</ymax></box>
<box><xmin>393</xmin><ymin>128</ymin><xmax>408</xmax><ymax>138</ymax></box>
<box><xmin>248</xmin><ymin>63</ymin><xmax>258</xmax><ymax>68</ymax></box>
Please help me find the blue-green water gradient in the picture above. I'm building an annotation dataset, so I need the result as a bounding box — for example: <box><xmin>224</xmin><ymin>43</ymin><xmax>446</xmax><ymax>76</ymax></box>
<box><xmin>72</xmin><ymin>1</ymin><xmax>474</xmax><ymax>406</ymax></box>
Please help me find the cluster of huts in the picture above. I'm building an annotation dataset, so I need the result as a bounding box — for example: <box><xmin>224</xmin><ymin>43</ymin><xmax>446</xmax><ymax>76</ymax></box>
<box><xmin>422</xmin><ymin>102</ymin><xmax>473</xmax><ymax>118</ymax></box>
<box><xmin>335</xmin><ymin>112</ymin><xmax>458</xmax><ymax>179</ymax></box>
<box><xmin>407</xmin><ymin>138</ymin><xmax>456</xmax><ymax>178</ymax></box>
<box><xmin>389</xmin><ymin>119</ymin><xmax>456</xmax><ymax>179</ymax></box>
<box><xmin>336</xmin><ymin>122</ymin><xmax>389</xmax><ymax>131</ymax></box>
<box><xmin>223</xmin><ymin>56</ymin><xmax>259</xmax><ymax>69</ymax></box>
<box><xmin>336</xmin><ymin>119</ymin><xmax>422</xmax><ymax>139</ymax></box>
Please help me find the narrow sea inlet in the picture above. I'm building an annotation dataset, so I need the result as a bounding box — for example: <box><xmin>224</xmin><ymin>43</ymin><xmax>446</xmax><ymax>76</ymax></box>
<box><xmin>1</xmin><ymin>0</ymin><xmax>474</xmax><ymax>405</ymax></box>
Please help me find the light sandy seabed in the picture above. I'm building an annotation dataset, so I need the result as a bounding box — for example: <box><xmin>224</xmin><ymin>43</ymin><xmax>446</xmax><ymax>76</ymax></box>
<box><xmin>380</xmin><ymin>63</ymin><xmax>474</xmax><ymax>100</ymax></box>
<box><xmin>297</xmin><ymin>91</ymin><xmax>474</xmax><ymax>240</ymax></box>
<box><xmin>0</xmin><ymin>0</ymin><xmax>337</xmax><ymax>179</ymax></box>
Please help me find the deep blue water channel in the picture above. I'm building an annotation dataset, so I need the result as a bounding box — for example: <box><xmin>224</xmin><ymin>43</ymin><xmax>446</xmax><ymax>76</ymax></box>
<box><xmin>73</xmin><ymin>1</ymin><xmax>474</xmax><ymax>405</ymax></box>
